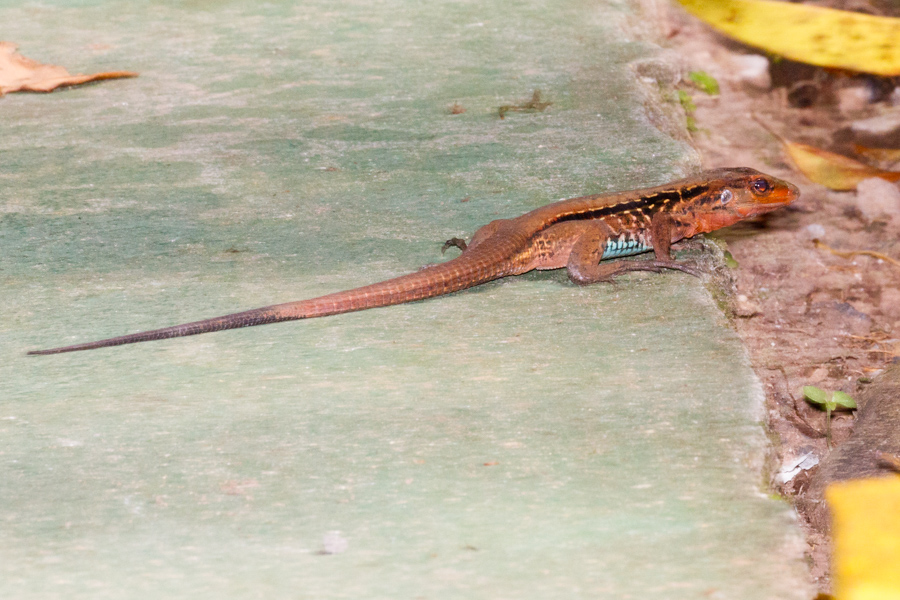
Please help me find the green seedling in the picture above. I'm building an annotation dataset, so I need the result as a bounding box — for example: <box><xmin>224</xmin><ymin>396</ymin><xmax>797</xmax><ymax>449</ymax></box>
<box><xmin>803</xmin><ymin>386</ymin><xmax>857</xmax><ymax>449</ymax></box>
<box><xmin>687</xmin><ymin>70</ymin><xmax>720</xmax><ymax>96</ymax></box>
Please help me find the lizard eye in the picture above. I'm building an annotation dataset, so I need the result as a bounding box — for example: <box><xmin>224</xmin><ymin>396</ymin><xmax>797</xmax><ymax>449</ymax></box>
<box><xmin>720</xmin><ymin>189</ymin><xmax>733</xmax><ymax>204</ymax></box>
<box><xmin>751</xmin><ymin>178</ymin><xmax>770</xmax><ymax>194</ymax></box>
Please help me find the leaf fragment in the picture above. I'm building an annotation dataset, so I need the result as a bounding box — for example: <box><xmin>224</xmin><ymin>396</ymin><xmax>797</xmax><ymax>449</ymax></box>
<box><xmin>677</xmin><ymin>0</ymin><xmax>900</xmax><ymax>76</ymax></box>
<box><xmin>0</xmin><ymin>41</ymin><xmax>137</xmax><ymax>96</ymax></box>
<box><xmin>498</xmin><ymin>90</ymin><xmax>552</xmax><ymax>119</ymax></box>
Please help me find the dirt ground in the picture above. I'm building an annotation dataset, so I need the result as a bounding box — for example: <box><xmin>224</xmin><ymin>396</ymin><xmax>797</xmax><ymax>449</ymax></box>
<box><xmin>653</xmin><ymin>2</ymin><xmax>900</xmax><ymax>591</ymax></box>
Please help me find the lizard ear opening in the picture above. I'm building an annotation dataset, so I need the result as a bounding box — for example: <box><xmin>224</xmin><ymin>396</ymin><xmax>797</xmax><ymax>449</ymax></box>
<box><xmin>719</xmin><ymin>189</ymin><xmax>733</xmax><ymax>204</ymax></box>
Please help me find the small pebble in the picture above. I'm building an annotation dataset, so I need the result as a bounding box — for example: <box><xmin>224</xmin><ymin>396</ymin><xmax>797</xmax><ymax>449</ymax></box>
<box><xmin>728</xmin><ymin>54</ymin><xmax>771</xmax><ymax>91</ymax></box>
<box><xmin>837</xmin><ymin>86</ymin><xmax>874</xmax><ymax>114</ymax></box>
<box><xmin>805</xmin><ymin>224</ymin><xmax>826</xmax><ymax>239</ymax></box>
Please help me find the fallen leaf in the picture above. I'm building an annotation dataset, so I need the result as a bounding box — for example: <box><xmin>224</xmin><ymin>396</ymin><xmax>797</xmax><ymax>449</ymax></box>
<box><xmin>853</xmin><ymin>145</ymin><xmax>900</xmax><ymax>165</ymax></box>
<box><xmin>0</xmin><ymin>41</ymin><xmax>137</xmax><ymax>96</ymax></box>
<box><xmin>754</xmin><ymin>116</ymin><xmax>900</xmax><ymax>189</ymax></box>
<box><xmin>677</xmin><ymin>0</ymin><xmax>900</xmax><ymax>76</ymax></box>
<box><xmin>827</xmin><ymin>478</ymin><xmax>900</xmax><ymax>600</ymax></box>
<box><xmin>783</xmin><ymin>141</ymin><xmax>900</xmax><ymax>190</ymax></box>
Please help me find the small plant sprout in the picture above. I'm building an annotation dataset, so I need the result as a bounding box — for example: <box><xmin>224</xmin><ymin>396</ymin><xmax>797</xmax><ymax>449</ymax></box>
<box><xmin>802</xmin><ymin>386</ymin><xmax>857</xmax><ymax>448</ymax></box>
<box><xmin>687</xmin><ymin>70</ymin><xmax>720</xmax><ymax>96</ymax></box>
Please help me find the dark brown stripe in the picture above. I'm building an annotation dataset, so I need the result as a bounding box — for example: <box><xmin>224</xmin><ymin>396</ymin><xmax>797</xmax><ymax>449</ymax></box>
<box><xmin>553</xmin><ymin>184</ymin><xmax>710</xmax><ymax>224</ymax></box>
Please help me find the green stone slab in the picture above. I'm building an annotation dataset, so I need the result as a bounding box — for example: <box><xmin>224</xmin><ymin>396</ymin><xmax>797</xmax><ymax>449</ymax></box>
<box><xmin>0</xmin><ymin>1</ymin><xmax>810</xmax><ymax>598</ymax></box>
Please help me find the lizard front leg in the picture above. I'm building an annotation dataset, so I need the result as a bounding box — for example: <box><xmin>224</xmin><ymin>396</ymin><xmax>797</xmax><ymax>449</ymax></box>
<box><xmin>646</xmin><ymin>211</ymin><xmax>702</xmax><ymax>277</ymax></box>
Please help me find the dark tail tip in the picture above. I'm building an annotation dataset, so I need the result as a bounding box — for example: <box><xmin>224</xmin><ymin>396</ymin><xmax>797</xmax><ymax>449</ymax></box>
<box><xmin>28</xmin><ymin>347</ymin><xmax>78</xmax><ymax>356</ymax></box>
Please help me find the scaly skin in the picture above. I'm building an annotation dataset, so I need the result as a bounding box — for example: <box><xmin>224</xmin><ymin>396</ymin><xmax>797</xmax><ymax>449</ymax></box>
<box><xmin>28</xmin><ymin>167</ymin><xmax>798</xmax><ymax>355</ymax></box>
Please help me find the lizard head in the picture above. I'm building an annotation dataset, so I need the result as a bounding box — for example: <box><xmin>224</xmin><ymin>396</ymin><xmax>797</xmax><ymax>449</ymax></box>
<box><xmin>691</xmin><ymin>167</ymin><xmax>799</xmax><ymax>234</ymax></box>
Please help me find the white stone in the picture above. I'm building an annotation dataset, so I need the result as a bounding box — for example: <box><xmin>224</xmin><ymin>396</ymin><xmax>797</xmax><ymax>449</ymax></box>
<box><xmin>728</xmin><ymin>54</ymin><xmax>771</xmax><ymax>90</ymax></box>
<box><xmin>851</xmin><ymin>110</ymin><xmax>900</xmax><ymax>137</ymax></box>
<box><xmin>856</xmin><ymin>177</ymin><xmax>900</xmax><ymax>221</ymax></box>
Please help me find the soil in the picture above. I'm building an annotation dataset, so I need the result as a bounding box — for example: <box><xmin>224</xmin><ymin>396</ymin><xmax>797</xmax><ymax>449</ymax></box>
<box><xmin>652</xmin><ymin>2</ymin><xmax>900</xmax><ymax>592</ymax></box>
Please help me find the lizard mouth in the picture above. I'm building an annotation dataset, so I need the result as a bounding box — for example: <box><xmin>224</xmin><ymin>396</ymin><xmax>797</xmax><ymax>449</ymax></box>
<box><xmin>766</xmin><ymin>181</ymin><xmax>801</xmax><ymax>206</ymax></box>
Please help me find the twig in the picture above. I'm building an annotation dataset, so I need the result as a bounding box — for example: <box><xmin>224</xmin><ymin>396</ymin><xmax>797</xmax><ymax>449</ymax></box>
<box><xmin>812</xmin><ymin>239</ymin><xmax>900</xmax><ymax>268</ymax></box>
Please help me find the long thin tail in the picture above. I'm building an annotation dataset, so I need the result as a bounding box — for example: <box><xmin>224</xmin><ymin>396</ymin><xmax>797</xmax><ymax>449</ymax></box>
<box><xmin>27</xmin><ymin>305</ymin><xmax>296</xmax><ymax>355</ymax></box>
<box><xmin>28</xmin><ymin>250</ymin><xmax>514</xmax><ymax>355</ymax></box>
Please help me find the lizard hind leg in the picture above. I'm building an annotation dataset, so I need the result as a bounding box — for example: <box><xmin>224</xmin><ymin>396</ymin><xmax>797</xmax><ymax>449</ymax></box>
<box><xmin>442</xmin><ymin>218</ymin><xmax>508</xmax><ymax>255</ymax></box>
<box><xmin>440</xmin><ymin>237</ymin><xmax>468</xmax><ymax>254</ymax></box>
<box><xmin>565</xmin><ymin>222</ymin><xmax>617</xmax><ymax>285</ymax></box>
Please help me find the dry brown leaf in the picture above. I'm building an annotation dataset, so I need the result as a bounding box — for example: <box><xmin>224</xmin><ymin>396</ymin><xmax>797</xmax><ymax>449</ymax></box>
<box><xmin>853</xmin><ymin>145</ymin><xmax>900</xmax><ymax>165</ymax></box>
<box><xmin>756</xmin><ymin>118</ymin><xmax>900</xmax><ymax>190</ymax></box>
<box><xmin>0</xmin><ymin>41</ymin><xmax>137</xmax><ymax>96</ymax></box>
<box><xmin>783</xmin><ymin>141</ymin><xmax>900</xmax><ymax>190</ymax></box>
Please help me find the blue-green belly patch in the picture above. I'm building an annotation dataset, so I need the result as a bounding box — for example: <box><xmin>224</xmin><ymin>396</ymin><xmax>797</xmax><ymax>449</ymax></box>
<box><xmin>602</xmin><ymin>236</ymin><xmax>650</xmax><ymax>259</ymax></box>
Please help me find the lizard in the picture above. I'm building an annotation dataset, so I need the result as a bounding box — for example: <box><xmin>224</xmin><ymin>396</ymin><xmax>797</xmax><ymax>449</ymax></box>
<box><xmin>28</xmin><ymin>167</ymin><xmax>798</xmax><ymax>355</ymax></box>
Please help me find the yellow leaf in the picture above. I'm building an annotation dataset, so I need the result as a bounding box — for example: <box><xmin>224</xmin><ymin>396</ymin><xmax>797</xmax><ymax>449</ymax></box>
<box><xmin>854</xmin><ymin>145</ymin><xmax>900</xmax><ymax>165</ymax></box>
<box><xmin>782</xmin><ymin>140</ymin><xmax>900</xmax><ymax>190</ymax></box>
<box><xmin>677</xmin><ymin>0</ymin><xmax>900</xmax><ymax>76</ymax></box>
<box><xmin>827</xmin><ymin>477</ymin><xmax>900</xmax><ymax>600</ymax></box>
<box><xmin>0</xmin><ymin>41</ymin><xmax>137</xmax><ymax>96</ymax></box>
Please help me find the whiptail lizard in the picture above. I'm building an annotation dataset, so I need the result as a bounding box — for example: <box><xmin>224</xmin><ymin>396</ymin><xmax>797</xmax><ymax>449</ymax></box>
<box><xmin>29</xmin><ymin>167</ymin><xmax>798</xmax><ymax>355</ymax></box>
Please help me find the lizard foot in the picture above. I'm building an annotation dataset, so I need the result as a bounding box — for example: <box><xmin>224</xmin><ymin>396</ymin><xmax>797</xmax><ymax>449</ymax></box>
<box><xmin>651</xmin><ymin>260</ymin><xmax>703</xmax><ymax>278</ymax></box>
<box><xmin>568</xmin><ymin>259</ymin><xmax>703</xmax><ymax>285</ymax></box>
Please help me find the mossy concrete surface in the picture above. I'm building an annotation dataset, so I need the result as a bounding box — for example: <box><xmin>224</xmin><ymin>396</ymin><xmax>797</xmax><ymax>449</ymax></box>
<box><xmin>0</xmin><ymin>1</ymin><xmax>810</xmax><ymax>598</ymax></box>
